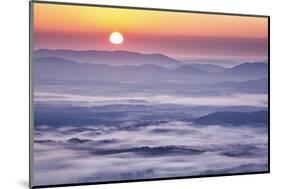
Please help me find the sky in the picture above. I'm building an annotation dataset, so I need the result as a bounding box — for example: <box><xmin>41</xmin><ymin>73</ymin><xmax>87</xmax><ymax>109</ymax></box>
<box><xmin>33</xmin><ymin>2</ymin><xmax>268</xmax><ymax>62</ymax></box>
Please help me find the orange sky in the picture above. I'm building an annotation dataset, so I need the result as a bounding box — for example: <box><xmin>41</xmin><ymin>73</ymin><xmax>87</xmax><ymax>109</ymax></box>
<box><xmin>33</xmin><ymin>2</ymin><xmax>268</xmax><ymax>61</ymax></box>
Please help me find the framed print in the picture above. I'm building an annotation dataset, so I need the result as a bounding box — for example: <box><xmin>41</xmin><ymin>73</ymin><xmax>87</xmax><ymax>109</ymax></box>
<box><xmin>30</xmin><ymin>1</ymin><xmax>270</xmax><ymax>188</ymax></box>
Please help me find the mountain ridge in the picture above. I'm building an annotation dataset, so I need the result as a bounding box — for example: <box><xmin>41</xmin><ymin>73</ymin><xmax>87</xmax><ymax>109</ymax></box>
<box><xmin>194</xmin><ymin>110</ymin><xmax>268</xmax><ymax>126</ymax></box>
<box><xmin>34</xmin><ymin>49</ymin><xmax>183</xmax><ymax>68</ymax></box>
<box><xmin>220</xmin><ymin>62</ymin><xmax>268</xmax><ymax>78</ymax></box>
<box><xmin>188</xmin><ymin>63</ymin><xmax>227</xmax><ymax>73</ymax></box>
<box><xmin>34</xmin><ymin>56</ymin><xmax>208</xmax><ymax>73</ymax></box>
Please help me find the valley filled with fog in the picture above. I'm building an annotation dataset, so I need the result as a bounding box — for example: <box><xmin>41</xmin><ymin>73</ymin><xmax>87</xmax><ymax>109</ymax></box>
<box><xmin>33</xmin><ymin>50</ymin><xmax>268</xmax><ymax>186</ymax></box>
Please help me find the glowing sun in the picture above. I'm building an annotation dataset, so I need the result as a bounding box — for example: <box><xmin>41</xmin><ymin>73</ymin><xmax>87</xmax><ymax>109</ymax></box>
<box><xmin>109</xmin><ymin>32</ymin><xmax>124</xmax><ymax>44</ymax></box>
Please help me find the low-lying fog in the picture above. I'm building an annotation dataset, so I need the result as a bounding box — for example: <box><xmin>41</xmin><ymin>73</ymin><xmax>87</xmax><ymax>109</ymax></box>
<box><xmin>33</xmin><ymin>83</ymin><xmax>268</xmax><ymax>185</ymax></box>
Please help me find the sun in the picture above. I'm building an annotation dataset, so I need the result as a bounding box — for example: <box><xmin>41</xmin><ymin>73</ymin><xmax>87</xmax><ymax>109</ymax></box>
<box><xmin>109</xmin><ymin>32</ymin><xmax>124</xmax><ymax>45</ymax></box>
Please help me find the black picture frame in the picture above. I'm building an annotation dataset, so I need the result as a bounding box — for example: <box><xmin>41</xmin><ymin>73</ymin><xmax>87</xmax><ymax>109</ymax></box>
<box><xmin>29</xmin><ymin>1</ymin><xmax>270</xmax><ymax>188</ymax></box>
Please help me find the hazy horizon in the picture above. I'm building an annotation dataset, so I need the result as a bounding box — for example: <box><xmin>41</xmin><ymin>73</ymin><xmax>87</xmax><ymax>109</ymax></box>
<box><xmin>33</xmin><ymin>48</ymin><xmax>268</xmax><ymax>67</ymax></box>
<box><xmin>34</xmin><ymin>3</ymin><xmax>268</xmax><ymax>63</ymax></box>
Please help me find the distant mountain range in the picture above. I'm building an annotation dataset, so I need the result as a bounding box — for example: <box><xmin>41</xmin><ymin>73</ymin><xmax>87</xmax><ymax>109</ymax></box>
<box><xmin>34</xmin><ymin>49</ymin><xmax>183</xmax><ymax>68</ymax></box>
<box><xmin>33</xmin><ymin>57</ymin><xmax>208</xmax><ymax>81</ymax></box>
<box><xmin>194</xmin><ymin>110</ymin><xmax>268</xmax><ymax>126</ymax></box>
<box><xmin>33</xmin><ymin>49</ymin><xmax>268</xmax><ymax>82</ymax></box>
